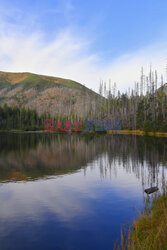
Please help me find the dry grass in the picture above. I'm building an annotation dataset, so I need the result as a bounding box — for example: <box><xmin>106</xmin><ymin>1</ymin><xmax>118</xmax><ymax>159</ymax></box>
<box><xmin>120</xmin><ymin>193</ymin><xmax>167</xmax><ymax>250</ymax></box>
<box><xmin>107</xmin><ymin>130</ymin><xmax>167</xmax><ymax>138</ymax></box>
<box><xmin>0</xmin><ymin>71</ymin><xmax>32</xmax><ymax>84</ymax></box>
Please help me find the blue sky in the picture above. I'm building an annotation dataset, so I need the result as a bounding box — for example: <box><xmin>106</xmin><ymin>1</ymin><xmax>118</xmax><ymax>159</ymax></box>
<box><xmin>1</xmin><ymin>0</ymin><xmax>167</xmax><ymax>91</ymax></box>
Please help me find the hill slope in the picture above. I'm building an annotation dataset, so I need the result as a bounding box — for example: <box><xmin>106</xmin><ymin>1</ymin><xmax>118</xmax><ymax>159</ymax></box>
<box><xmin>0</xmin><ymin>71</ymin><xmax>100</xmax><ymax>117</ymax></box>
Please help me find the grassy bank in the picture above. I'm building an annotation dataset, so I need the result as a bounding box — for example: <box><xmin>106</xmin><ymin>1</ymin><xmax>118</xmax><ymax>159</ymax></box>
<box><xmin>108</xmin><ymin>130</ymin><xmax>167</xmax><ymax>138</ymax></box>
<box><xmin>120</xmin><ymin>192</ymin><xmax>167</xmax><ymax>250</ymax></box>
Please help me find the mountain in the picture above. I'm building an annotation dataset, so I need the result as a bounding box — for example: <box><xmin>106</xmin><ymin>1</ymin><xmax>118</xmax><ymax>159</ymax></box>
<box><xmin>0</xmin><ymin>71</ymin><xmax>100</xmax><ymax>116</ymax></box>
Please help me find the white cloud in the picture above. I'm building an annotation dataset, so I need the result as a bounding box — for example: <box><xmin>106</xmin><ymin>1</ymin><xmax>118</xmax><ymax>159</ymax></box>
<box><xmin>103</xmin><ymin>44</ymin><xmax>167</xmax><ymax>91</ymax></box>
<box><xmin>0</xmin><ymin>17</ymin><xmax>167</xmax><ymax>93</ymax></box>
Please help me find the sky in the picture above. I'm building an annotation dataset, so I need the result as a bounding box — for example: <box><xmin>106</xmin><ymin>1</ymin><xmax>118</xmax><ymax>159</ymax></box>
<box><xmin>0</xmin><ymin>0</ymin><xmax>167</xmax><ymax>92</ymax></box>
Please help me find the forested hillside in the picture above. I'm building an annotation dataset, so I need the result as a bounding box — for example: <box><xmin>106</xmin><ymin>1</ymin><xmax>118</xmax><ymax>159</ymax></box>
<box><xmin>0</xmin><ymin>71</ymin><xmax>100</xmax><ymax>118</ymax></box>
<box><xmin>0</xmin><ymin>69</ymin><xmax>167</xmax><ymax>132</ymax></box>
<box><xmin>97</xmin><ymin>69</ymin><xmax>167</xmax><ymax>132</ymax></box>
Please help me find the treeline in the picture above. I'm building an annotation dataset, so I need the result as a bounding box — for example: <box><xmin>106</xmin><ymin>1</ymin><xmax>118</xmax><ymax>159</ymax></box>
<box><xmin>0</xmin><ymin>104</ymin><xmax>82</xmax><ymax>131</ymax></box>
<box><xmin>97</xmin><ymin>67</ymin><xmax>167</xmax><ymax>132</ymax></box>
<box><xmin>0</xmin><ymin>105</ymin><xmax>46</xmax><ymax>130</ymax></box>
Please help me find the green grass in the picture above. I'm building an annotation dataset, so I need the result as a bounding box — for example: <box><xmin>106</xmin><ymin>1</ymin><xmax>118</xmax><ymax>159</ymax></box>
<box><xmin>13</xmin><ymin>74</ymin><xmax>94</xmax><ymax>94</ymax></box>
<box><xmin>120</xmin><ymin>192</ymin><xmax>167</xmax><ymax>250</ymax></box>
<box><xmin>15</xmin><ymin>75</ymin><xmax>56</xmax><ymax>91</ymax></box>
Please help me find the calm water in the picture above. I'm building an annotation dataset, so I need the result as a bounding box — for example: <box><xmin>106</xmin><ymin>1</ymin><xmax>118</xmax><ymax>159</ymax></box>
<box><xmin>0</xmin><ymin>133</ymin><xmax>167</xmax><ymax>250</ymax></box>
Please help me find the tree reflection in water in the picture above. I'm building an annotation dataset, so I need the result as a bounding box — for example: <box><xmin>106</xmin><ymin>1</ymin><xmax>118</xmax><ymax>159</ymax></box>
<box><xmin>0</xmin><ymin>133</ymin><xmax>166</xmax><ymax>193</ymax></box>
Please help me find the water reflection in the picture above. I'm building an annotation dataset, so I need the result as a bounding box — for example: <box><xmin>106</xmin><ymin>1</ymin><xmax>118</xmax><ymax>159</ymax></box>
<box><xmin>0</xmin><ymin>133</ymin><xmax>106</xmax><ymax>181</ymax></box>
<box><xmin>0</xmin><ymin>133</ymin><xmax>166</xmax><ymax>188</ymax></box>
<box><xmin>0</xmin><ymin>133</ymin><xmax>166</xmax><ymax>250</ymax></box>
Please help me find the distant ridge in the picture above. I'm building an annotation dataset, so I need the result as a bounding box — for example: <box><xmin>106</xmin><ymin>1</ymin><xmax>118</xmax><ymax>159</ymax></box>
<box><xmin>0</xmin><ymin>71</ymin><xmax>100</xmax><ymax>116</ymax></box>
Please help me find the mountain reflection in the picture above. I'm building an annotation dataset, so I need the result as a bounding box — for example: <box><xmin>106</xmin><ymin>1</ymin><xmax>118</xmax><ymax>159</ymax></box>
<box><xmin>0</xmin><ymin>133</ymin><xmax>166</xmax><ymax>190</ymax></box>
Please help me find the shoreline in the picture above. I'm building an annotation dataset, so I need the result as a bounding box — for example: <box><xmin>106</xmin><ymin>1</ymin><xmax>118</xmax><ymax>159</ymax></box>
<box><xmin>121</xmin><ymin>192</ymin><xmax>167</xmax><ymax>249</ymax></box>
<box><xmin>107</xmin><ymin>130</ymin><xmax>167</xmax><ymax>138</ymax></box>
<box><xmin>0</xmin><ymin>129</ymin><xmax>167</xmax><ymax>137</ymax></box>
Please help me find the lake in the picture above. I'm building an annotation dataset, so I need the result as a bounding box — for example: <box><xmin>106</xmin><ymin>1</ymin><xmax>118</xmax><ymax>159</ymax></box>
<box><xmin>0</xmin><ymin>133</ymin><xmax>166</xmax><ymax>250</ymax></box>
